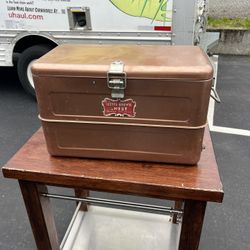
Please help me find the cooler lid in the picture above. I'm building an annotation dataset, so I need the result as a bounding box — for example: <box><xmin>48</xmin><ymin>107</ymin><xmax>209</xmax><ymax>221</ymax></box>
<box><xmin>32</xmin><ymin>44</ymin><xmax>213</xmax><ymax>80</ymax></box>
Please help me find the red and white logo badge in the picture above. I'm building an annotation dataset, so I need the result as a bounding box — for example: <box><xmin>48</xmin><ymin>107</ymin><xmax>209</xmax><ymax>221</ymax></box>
<box><xmin>102</xmin><ymin>98</ymin><xmax>136</xmax><ymax>117</ymax></box>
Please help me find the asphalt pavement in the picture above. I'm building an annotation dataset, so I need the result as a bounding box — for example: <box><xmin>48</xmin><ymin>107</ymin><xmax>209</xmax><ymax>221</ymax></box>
<box><xmin>0</xmin><ymin>55</ymin><xmax>249</xmax><ymax>250</ymax></box>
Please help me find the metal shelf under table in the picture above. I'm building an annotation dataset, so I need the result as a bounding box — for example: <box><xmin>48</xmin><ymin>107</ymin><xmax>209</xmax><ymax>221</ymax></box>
<box><xmin>61</xmin><ymin>204</ymin><xmax>181</xmax><ymax>250</ymax></box>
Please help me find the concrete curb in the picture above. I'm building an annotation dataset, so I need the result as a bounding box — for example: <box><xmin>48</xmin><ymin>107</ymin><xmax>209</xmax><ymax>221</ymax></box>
<box><xmin>207</xmin><ymin>28</ymin><xmax>250</xmax><ymax>55</ymax></box>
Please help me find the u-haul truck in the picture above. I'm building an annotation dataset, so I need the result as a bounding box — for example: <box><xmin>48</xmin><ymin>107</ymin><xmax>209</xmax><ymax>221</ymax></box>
<box><xmin>0</xmin><ymin>0</ymin><xmax>216</xmax><ymax>97</ymax></box>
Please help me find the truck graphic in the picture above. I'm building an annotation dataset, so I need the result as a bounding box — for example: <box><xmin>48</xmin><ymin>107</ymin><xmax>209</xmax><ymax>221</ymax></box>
<box><xmin>110</xmin><ymin>0</ymin><xmax>172</xmax><ymax>23</ymax></box>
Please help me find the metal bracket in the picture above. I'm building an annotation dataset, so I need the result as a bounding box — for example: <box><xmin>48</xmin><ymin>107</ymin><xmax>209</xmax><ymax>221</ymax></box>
<box><xmin>107</xmin><ymin>61</ymin><xmax>126</xmax><ymax>99</ymax></box>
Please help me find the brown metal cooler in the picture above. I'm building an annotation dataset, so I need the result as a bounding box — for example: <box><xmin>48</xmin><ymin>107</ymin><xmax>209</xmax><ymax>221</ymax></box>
<box><xmin>32</xmin><ymin>44</ymin><xmax>213</xmax><ymax>165</ymax></box>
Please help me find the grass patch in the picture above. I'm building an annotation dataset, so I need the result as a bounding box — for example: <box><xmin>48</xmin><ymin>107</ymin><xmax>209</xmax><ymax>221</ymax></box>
<box><xmin>208</xmin><ymin>17</ymin><xmax>250</xmax><ymax>29</ymax></box>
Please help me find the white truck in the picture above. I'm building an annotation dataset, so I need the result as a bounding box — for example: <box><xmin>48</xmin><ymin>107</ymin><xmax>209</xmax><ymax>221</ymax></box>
<box><xmin>0</xmin><ymin>0</ymin><xmax>217</xmax><ymax>97</ymax></box>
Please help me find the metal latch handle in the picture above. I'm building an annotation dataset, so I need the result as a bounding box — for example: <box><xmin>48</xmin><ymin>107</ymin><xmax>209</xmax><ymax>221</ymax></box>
<box><xmin>107</xmin><ymin>61</ymin><xmax>126</xmax><ymax>99</ymax></box>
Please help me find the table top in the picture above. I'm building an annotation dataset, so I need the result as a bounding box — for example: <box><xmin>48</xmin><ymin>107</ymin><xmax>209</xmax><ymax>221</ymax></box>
<box><xmin>2</xmin><ymin>127</ymin><xmax>223</xmax><ymax>202</ymax></box>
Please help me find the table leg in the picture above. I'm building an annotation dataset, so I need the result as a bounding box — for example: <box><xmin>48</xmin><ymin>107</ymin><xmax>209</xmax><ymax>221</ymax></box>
<box><xmin>74</xmin><ymin>188</ymin><xmax>89</xmax><ymax>211</ymax></box>
<box><xmin>172</xmin><ymin>201</ymin><xmax>183</xmax><ymax>224</ymax></box>
<box><xmin>19</xmin><ymin>180</ymin><xmax>59</xmax><ymax>250</ymax></box>
<box><xmin>178</xmin><ymin>200</ymin><xmax>207</xmax><ymax>250</ymax></box>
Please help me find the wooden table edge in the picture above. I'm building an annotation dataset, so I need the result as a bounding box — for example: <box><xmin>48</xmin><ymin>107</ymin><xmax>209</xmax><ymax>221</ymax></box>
<box><xmin>2</xmin><ymin>166</ymin><xmax>224</xmax><ymax>203</ymax></box>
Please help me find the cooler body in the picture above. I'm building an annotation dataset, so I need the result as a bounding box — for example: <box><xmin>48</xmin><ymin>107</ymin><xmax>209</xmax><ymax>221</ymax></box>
<box><xmin>32</xmin><ymin>45</ymin><xmax>213</xmax><ymax>164</ymax></box>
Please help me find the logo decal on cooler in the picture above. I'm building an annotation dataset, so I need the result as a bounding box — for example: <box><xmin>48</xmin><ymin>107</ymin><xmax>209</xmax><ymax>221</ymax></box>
<box><xmin>102</xmin><ymin>98</ymin><xmax>136</xmax><ymax>117</ymax></box>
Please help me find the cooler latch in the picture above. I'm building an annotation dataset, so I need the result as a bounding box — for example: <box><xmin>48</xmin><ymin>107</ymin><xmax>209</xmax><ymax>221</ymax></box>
<box><xmin>107</xmin><ymin>61</ymin><xmax>126</xmax><ymax>99</ymax></box>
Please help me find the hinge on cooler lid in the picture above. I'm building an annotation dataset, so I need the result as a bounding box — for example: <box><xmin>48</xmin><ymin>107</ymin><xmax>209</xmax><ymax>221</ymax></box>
<box><xmin>107</xmin><ymin>61</ymin><xmax>126</xmax><ymax>99</ymax></box>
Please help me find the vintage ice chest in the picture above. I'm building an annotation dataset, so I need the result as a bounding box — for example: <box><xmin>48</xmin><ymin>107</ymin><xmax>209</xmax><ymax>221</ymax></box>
<box><xmin>32</xmin><ymin>44</ymin><xmax>213</xmax><ymax>165</ymax></box>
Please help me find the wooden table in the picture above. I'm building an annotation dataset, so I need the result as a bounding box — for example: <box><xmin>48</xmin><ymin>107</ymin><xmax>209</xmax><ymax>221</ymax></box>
<box><xmin>2</xmin><ymin>127</ymin><xmax>223</xmax><ymax>250</ymax></box>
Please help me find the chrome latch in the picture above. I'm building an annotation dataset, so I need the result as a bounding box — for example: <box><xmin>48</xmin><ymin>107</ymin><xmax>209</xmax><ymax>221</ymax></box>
<box><xmin>107</xmin><ymin>61</ymin><xmax>126</xmax><ymax>99</ymax></box>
